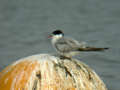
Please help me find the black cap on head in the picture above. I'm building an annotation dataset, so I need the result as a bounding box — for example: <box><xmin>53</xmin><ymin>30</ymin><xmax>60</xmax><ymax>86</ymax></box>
<box><xmin>52</xmin><ymin>30</ymin><xmax>64</xmax><ymax>36</ymax></box>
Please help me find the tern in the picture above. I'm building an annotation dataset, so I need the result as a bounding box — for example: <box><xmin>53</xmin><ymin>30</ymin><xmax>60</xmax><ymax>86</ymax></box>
<box><xmin>49</xmin><ymin>30</ymin><xmax>109</xmax><ymax>58</ymax></box>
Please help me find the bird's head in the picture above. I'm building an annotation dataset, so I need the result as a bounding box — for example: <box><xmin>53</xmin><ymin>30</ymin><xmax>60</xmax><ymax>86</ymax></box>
<box><xmin>48</xmin><ymin>30</ymin><xmax>64</xmax><ymax>40</ymax></box>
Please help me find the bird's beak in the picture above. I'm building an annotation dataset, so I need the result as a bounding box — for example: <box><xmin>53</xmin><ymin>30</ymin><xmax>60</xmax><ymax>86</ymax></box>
<box><xmin>48</xmin><ymin>34</ymin><xmax>52</xmax><ymax>38</ymax></box>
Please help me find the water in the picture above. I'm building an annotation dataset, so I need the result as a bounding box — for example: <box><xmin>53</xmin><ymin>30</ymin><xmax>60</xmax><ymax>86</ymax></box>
<box><xmin>0</xmin><ymin>0</ymin><xmax>120</xmax><ymax>89</ymax></box>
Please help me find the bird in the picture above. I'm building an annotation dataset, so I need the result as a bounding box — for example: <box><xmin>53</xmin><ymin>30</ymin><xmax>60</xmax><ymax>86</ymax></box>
<box><xmin>48</xmin><ymin>30</ymin><xmax>109</xmax><ymax>59</ymax></box>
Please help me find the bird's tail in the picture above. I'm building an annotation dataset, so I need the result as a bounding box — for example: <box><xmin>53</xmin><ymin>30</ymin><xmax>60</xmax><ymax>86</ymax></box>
<box><xmin>78</xmin><ymin>47</ymin><xmax>109</xmax><ymax>51</ymax></box>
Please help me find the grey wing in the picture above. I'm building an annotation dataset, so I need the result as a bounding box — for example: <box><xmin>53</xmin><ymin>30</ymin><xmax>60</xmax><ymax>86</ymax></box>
<box><xmin>65</xmin><ymin>38</ymin><xmax>87</xmax><ymax>48</ymax></box>
<box><xmin>55</xmin><ymin>39</ymin><xmax>72</xmax><ymax>52</ymax></box>
<box><xmin>55</xmin><ymin>38</ymin><xmax>84</xmax><ymax>52</ymax></box>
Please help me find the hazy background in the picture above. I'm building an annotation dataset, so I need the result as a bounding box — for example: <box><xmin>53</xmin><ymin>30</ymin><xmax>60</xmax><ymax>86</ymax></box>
<box><xmin>0</xmin><ymin>0</ymin><xmax>120</xmax><ymax>90</ymax></box>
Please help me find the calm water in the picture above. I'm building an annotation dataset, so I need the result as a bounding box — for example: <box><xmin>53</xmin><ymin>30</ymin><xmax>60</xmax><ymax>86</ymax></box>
<box><xmin>0</xmin><ymin>0</ymin><xmax>120</xmax><ymax>90</ymax></box>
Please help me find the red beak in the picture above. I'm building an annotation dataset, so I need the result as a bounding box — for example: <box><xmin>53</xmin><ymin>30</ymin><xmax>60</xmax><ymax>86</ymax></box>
<box><xmin>48</xmin><ymin>35</ymin><xmax>52</xmax><ymax>38</ymax></box>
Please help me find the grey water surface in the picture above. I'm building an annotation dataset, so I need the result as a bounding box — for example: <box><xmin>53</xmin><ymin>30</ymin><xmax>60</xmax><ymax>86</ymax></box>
<box><xmin>0</xmin><ymin>0</ymin><xmax>120</xmax><ymax>90</ymax></box>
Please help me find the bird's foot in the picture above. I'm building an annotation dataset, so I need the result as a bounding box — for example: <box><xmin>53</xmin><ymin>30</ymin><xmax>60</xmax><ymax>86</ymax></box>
<box><xmin>59</xmin><ymin>55</ymin><xmax>72</xmax><ymax>60</ymax></box>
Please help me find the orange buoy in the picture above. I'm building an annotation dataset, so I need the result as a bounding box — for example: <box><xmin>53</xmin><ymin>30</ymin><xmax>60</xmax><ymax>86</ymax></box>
<box><xmin>0</xmin><ymin>54</ymin><xmax>107</xmax><ymax>90</ymax></box>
